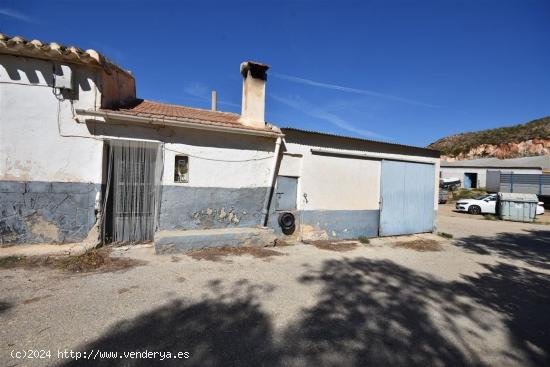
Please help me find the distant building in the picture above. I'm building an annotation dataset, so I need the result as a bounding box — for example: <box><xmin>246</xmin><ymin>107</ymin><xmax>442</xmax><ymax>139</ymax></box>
<box><xmin>440</xmin><ymin>156</ymin><xmax>550</xmax><ymax>189</ymax></box>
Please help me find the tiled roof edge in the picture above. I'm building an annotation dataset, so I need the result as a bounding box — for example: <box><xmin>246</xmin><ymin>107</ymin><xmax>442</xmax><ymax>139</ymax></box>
<box><xmin>0</xmin><ymin>33</ymin><xmax>132</xmax><ymax>77</ymax></box>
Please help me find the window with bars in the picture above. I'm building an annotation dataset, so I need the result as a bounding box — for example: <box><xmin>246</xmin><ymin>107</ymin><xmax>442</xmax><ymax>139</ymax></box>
<box><xmin>174</xmin><ymin>155</ymin><xmax>189</xmax><ymax>183</ymax></box>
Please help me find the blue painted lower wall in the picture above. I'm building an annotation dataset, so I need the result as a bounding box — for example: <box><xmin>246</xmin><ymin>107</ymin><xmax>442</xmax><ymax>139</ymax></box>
<box><xmin>301</xmin><ymin>210</ymin><xmax>380</xmax><ymax>239</ymax></box>
<box><xmin>0</xmin><ymin>179</ymin><xmax>432</xmax><ymax>245</ymax></box>
<box><xmin>159</xmin><ymin>186</ymin><xmax>268</xmax><ymax>230</ymax></box>
<box><xmin>268</xmin><ymin>209</ymin><xmax>380</xmax><ymax>240</ymax></box>
<box><xmin>1</xmin><ymin>183</ymin><xmax>267</xmax><ymax>244</ymax></box>
<box><xmin>0</xmin><ymin>181</ymin><xmax>99</xmax><ymax>244</ymax></box>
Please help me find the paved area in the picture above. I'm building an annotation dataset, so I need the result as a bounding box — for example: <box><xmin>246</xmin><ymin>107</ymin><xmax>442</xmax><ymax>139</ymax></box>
<box><xmin>1</xmin><ymin>211</ymin><xmax>549</xmax><ymax>366</ymax></box>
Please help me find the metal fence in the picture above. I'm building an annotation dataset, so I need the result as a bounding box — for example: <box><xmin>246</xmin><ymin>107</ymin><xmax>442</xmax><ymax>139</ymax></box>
<box><xmin>492</xmin><ymin>172</ymin><xmax>550</xmax><ymax>195</ymax></box>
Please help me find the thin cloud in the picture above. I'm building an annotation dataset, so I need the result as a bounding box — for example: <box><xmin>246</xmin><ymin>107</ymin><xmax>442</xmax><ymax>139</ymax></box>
<box><xmin>183</xmin><ymin>82</ymin><xmax>209</xmax><ymax>99</ymax></box>
<box><xmin>271</xmin><ymin>94</ymin><xmax>385</xmax><ymax>139</ymax></box>
<box><xmin>0</xmin><ymin>8</ymin><xmax>33</xmax><ymax>22</ymax></box>
<box><xmin>218</xmin><ymin>100</ymin><xmax>240</xmax><ymax>108</ymax></box>
<box><xmin>272</xmin><ymin>72</ymin><xmax>439</xmax><ymax>108</ymax></box>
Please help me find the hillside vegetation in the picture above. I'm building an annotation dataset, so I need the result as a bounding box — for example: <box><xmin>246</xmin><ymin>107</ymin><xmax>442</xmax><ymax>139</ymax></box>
<box><xmin>428</xmin><ymin>116</ymin><xmax>550</xmax><ymax>157</ymax></box>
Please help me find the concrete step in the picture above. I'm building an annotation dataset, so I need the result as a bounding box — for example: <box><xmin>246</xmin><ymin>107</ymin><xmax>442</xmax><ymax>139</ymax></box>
<box><xmin>154</xmin><ymin>227</ymin><xmax>277</xmax><ymax>254</ymax></box>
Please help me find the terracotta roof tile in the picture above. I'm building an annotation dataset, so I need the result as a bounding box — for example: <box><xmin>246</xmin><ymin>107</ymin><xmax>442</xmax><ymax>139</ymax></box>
<box><xmin>0</xmin><ymin>33</ymin><xmax>129</xmax><ymax>76</ymax></box>
<box><xmin>103</xmin><ymin>99</ymin><xmax>275</xmax><ymax>133</ymax></box>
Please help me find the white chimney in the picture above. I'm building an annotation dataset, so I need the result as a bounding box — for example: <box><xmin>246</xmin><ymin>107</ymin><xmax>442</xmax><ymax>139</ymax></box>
<box><xmin>211</xmin><ymin>90</ymin><xmax>217</xmax><ymax>111</ymax></box>
<box><xmin>239</xmin><ymin>61</ymin><xmax>270</xmax><ymax>128</ymax></box>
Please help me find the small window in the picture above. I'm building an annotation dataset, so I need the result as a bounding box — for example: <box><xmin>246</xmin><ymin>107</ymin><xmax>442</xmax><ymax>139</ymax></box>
<box><xmin>174</xmin><ymin>155</ymin><xmax>189</xmax><ymax>183</ymax></box>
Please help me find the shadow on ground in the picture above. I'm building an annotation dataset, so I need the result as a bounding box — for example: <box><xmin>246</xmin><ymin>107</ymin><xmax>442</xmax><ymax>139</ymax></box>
<box><xmin>57</xmin><ymin>281</ymin><xmax>278</xmax><ymax>367</ymax></box>
<box><xmin>458</xmin><ymin>262</ymin><xmax>550</xmax><ymax>367</ymax></box>
<box><xmin>282</xmin><ymin>258</ymin><xmax>477</xmax><ymax>366</ymax></box>
<box><xmin>454</xmin><ymin>229</ymin><xmax>550</xmax><ymax>269</ymax></box>
<box><xmin>57</xmin><ymin>232</ymin><xmax>550</xmax><ymax>367</ymax></box>
<box><xmin>0</xmin><ymin>301</ymin><xmax>11</xmax><ymax>314</ymax></box>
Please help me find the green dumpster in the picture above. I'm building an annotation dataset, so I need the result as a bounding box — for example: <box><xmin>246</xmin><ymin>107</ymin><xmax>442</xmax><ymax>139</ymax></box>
<box><xmin>497</xmin><ymin>192</ymin><xmax>539</xmax><ymax>223</ymax></box>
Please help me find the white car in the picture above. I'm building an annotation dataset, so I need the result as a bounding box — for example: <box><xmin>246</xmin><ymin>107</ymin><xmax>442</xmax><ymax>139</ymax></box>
<box><xmin>455</xmin><ymin>194</ymin><xmax>545</xmax><ymax>215</ymax></box>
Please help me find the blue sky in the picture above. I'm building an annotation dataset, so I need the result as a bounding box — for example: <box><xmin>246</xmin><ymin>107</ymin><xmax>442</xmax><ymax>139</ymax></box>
<box><xmin>1</xmin><ymin>0</ymin><xmax>549</xmax><ymax>146</ymax></box>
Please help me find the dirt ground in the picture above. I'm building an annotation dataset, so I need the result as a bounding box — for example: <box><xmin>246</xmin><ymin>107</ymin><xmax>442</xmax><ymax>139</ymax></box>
<box><xmin>1</xmin><ymin>211</ymin><xmax>549</xmax><ymax>367</ymax></box>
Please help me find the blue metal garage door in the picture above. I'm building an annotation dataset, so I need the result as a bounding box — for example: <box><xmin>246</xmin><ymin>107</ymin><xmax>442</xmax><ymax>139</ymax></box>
<box><xmin>379</xmin><ymin>160</ymin><xmax>435</xmax><ymax>236</ymax></box>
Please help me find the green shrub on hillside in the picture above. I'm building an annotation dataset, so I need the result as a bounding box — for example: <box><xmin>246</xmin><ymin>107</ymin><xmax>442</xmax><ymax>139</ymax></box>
<box><xmin>428</xmin><ymin>116</ymin><xmax>550</xmax><ymax>156</ymax></box>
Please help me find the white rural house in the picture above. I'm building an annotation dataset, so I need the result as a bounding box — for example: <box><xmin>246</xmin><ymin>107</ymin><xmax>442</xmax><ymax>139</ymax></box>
<box><xmin>0</xmin><ymin>34</ymin><xmax>281</xmax><ymax>247</ymax></box>
<box><xmin>0</xmin><ymin>34</ymin><xmax>440</xmax><ymax>250</ymax></box>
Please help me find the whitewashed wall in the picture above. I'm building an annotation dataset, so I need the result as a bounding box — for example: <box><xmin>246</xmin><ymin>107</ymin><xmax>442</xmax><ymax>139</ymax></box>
<box><xmin>162</xmin><ymin>138</ymin><xmax>275</xmax><ymax>188</ymax></box>
<box><xmin>0</xmin><ymin>54</ymin><xmax>276</xmax><ymax>189</ymax></box>
<box><xmin>282</xmin><ymin>141</ymin><xmax>439</xmax><ymax>211</ymax></box>
<box><xmin>87</xmin><ymin>120</ymin><xmax>277</xmax><ymax>188</ymax></box>
<box><xmin>0</xmin><ymin>54</ymin><xmax>103</xmax><ymax>183</ymax></box>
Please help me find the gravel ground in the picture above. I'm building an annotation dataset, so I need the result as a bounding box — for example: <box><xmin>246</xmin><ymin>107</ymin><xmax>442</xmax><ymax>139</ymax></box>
<box><xmin>439</xmin><ymin>202</ymin><xmax>550</xmax><ymax>225</ymax></box>
<box><xmin>1</xmin><ymin>211</ymin><xmax>549</xmax><ymax>367</ymax></box>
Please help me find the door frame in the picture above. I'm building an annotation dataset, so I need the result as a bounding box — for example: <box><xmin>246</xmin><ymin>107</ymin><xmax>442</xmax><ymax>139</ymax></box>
<box><xmin>101</xmin><ymin>139</ymin><xmax>163</xmax><ymax>244</ymax></box>
<box><xmin>464</xmin><ymin>172</ymin><xmax>478</xmax><ymax>189</ymax></box>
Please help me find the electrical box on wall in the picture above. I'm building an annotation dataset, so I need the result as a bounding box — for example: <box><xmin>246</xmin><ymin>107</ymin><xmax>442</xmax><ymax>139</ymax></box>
<box><xmin>53</xmin><ymin>64</ymin><xmax>73</xmax><ymax>90</ymax></box>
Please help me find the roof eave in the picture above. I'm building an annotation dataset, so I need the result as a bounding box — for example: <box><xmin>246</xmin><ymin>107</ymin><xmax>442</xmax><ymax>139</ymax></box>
<box><xmin>441</xmin><ymin>164</ymin><xmax>543</xmax><ymax>169</ymax></box>
<box><xmin>0</xmin><ymin>33</ymin><xmax>132</xmax><ymax>77</ymax></box>
<box><xmin>281</xmin><ymin>127</ymin><xmax>440</xmax><ymax>157</ymax></box>
<box><xmin>76</xmin><ymin>109</ymin><xmax>283</xmax><ymax>138</ymax></box>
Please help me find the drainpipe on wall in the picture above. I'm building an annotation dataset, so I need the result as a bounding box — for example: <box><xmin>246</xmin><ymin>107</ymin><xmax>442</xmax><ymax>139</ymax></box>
<box><xmin>261</xmin><ymin>136</ymin><xmax>282</xmax><ymax>226</ymax></box>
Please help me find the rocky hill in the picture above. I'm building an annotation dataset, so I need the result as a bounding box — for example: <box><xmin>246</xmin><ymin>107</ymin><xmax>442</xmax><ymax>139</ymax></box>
<box><xmin>428</xmin><ymin>116</ymin><xmax>550</xmax><ymax>160</ymax></box>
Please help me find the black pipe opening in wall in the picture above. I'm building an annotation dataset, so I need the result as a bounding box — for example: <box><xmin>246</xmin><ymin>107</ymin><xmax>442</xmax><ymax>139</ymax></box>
<box><xmin>278</xmin><ymin>212</ymin><xmax>296</xmax><ymax>235</ymax></box>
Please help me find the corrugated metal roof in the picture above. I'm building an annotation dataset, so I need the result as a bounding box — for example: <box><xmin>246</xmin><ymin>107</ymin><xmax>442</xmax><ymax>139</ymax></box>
<box><xmin>281</xmin><ymin>127</ymin><xmax>440</xmax><ymax>157</ymax></box>
<box><xmin>441</xmin><ymin>156</ymin><xmax>550</xmax><ymax>169</ymax></box>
